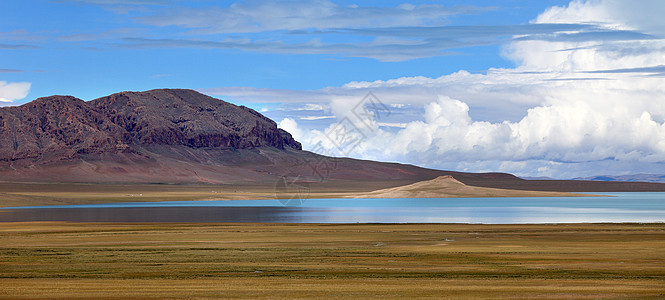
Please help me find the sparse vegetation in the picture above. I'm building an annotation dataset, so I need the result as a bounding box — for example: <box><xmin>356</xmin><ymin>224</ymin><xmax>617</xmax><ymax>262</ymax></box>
<box><xmin>1</xmin><ymin>222</ymin><xmax>663</xmax><ymax>299</ymax></box>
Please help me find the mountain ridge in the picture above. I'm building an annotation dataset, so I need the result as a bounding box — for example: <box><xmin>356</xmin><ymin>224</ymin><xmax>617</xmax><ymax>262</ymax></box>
<box><xmin>1</xmin><ymin>89</ymin><xmax>665</xmax><ymax>193</ymax></box>
<box><xmin>573</xmin><ymin>174</ymin><xmax>665</xmax><ymax>183</ymax></box>
<box><xmin>0</xmin><ymin>89</ymin><xmax>300</xmax><ymax>164</ymax></box>
<box><xmin>0</xmin><ymin>89</ymin><xmax>448</xmax><ymax>185</ymax></box>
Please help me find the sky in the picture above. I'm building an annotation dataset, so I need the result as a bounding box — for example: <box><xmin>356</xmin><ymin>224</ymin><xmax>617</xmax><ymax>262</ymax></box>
<box><xmin>1</xmin><ymin>0</ymin><xmax>664</xmax><ymax>179</ymax></box>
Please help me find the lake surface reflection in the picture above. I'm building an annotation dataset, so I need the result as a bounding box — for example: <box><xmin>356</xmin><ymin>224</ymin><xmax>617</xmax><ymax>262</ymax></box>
<box><xmin>1</xmin><ymin>193</ymin><xmax>664</xmax><ymax>224</ymax></box>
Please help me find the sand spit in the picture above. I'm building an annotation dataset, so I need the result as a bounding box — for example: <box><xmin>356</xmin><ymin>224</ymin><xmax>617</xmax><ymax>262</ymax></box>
<box><xmin>352</xmin><ymin>175</ymin><xmax>593</xmax><ymax>198</ymax></box>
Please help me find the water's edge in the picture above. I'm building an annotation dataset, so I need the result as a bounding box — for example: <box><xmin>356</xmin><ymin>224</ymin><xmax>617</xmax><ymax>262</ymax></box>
<box><xmin>1</xmin><ymin>193</ymin><xmax>664</xmax><ymax>224</ymax></box>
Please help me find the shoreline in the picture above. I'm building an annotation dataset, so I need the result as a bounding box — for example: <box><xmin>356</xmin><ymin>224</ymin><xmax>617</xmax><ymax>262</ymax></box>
<box><xmin>0</xmin><ymin>179</ymin><xmax>604</xmax><ymax>208</ymax></box>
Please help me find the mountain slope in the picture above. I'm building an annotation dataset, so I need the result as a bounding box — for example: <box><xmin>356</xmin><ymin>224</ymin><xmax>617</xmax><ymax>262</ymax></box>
<box><xmin>0</xmin><ymin>89</ymin><xmax>300</xmax><ymax>165</ymax></box>
<box><xmin>0</xmin><ymin>95</ymin><xmax>131</xmax><ymax>162</ymax></box>
<box><xmin>0</xmin><ymin>89</ymin><xmax>443</xmax><ymax>184</ymax></box>
<box><xmin>90</xmin><ymin>89</ymin><xmax>300</xmax><ymax>150</ymax></box>
<box><xmin>1</xmin><ymin>88</ymin><xmax>665</xmax><ymax>193</ymax></box>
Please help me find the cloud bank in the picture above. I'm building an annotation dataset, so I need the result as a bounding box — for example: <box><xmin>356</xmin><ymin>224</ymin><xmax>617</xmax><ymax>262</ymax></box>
<box><xmin>210</xmin><ymin>0</ymin><xmax>665</xmax><ymax>178</ymax></box>
<box><xmin>139</xmin><ymin>1</ymin><xmax>480</xmax><ymax>33</ymax></box>
<box><xmin>111</xmin><ymin>0</ymin><xmax>653</xmax><ymax>62</ymax></box>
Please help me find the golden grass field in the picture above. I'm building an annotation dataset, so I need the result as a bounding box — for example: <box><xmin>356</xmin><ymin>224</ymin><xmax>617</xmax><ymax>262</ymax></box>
<box><xmin>1</xmin><ymin>222</ymin><xmax>664</xmax><ymax>299</ymax></box>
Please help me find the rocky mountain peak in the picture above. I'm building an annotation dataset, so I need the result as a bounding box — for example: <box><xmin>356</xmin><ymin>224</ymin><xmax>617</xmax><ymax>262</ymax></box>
<box><xmin>0</xmin><ymin>89</ymin><xmax>301</xmax><ymax>163</ymax></box>
<box><xmin>92</xmin><ymin>89</ymin><xmax>300</xmax><ymax>149</ymax></box>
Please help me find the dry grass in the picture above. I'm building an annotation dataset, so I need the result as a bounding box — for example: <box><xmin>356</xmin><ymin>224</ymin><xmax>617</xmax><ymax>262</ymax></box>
<box><xmin>1</xmin><ymin>222</ymin><xmax>664</xmax><ymax>299</ymax></box>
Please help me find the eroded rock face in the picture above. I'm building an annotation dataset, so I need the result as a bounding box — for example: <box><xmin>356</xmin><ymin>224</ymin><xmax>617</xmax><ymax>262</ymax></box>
<box><xmin>92</xmin><ymin>89</ymin><xmax>300</xmax><ymax>150</ymax></box>
<box><xmin>0</xmin><ymin>89</ymin><xmax>301</xmax><ymax>162</ymax></box>
<box><xmin>0</xmin><ymin>95</ymin><xmax>132</xmax><ymax>162</ymax></box>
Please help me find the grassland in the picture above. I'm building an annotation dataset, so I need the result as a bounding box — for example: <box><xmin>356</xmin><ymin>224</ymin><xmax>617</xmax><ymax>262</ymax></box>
<box><xmin>1</xmin><ymin>222</ymin><xmax>664</xmax><ymax>299</ymax></box>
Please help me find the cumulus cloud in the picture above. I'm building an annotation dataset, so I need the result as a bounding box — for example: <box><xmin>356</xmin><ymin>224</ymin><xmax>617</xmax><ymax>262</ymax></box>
<box><xmin>0</xmin><ymin>81</ymin><xmax>31</xmax><ymax>103</ymax></box>
<box><xmin>212</xmin><ymin>0</ymin><xmax>665</xmax><ymax>178</ymax></box>
<box><xmin>277</xmin><ymin>118</ymin><xmax>304</xmax><ymax>142</ymax></box>
<box><xmin>284</xmin><ymin>76</ymin><xmax>665</xmax><ymax>177</ymax></box>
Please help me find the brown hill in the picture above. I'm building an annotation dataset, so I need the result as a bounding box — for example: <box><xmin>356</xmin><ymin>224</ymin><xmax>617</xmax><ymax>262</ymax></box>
<box><xmin>0</xmin><ymin>95</ymin><xmax>131</xmax><ymax>162</ymax></box>
<box><xmin>1</xmin><ymin>88</ymin><xmax>664</xmax><ymax>193</ymax></box>
<box><xmin>90</xmin><ymin>89</ymin><xmax>300</xmax><ymax>150</ymax></box>
<box><xmin>0</xmin><ymin>89</ymin><xmax>442</xmax><ymax>185</ymax></box>
<box><xmin>0</xmin><ymin>89</ymin><xmax>300</xmax><ymax>164</ymax></box>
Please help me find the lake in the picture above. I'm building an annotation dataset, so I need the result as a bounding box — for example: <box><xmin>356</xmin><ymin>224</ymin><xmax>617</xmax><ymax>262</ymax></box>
<box><xmin>1</xmin><ymin>192</ymin><xmax>664</xmax><ymax>223</ymax></box>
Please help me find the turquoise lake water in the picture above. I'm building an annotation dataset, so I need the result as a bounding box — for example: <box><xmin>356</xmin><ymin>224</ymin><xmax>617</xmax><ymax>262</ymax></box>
<box><xmin>1</xmin><ymin>192</ymin><xmax>664</xmax><ymax>223</ymax></box>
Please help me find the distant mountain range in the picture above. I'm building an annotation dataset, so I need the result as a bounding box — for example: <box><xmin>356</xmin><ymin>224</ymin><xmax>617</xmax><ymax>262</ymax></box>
<box><xmin>573</xmin><ymin>174</ymin><xmax>665</xmax><ymax>183</ymax></box>
<box><xmin>1</xmin><ymin>88</ymin><xmax>664</xmax><ymax>193</ymax></box>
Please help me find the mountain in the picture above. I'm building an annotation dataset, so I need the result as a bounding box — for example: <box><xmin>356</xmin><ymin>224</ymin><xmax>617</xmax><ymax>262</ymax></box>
<box><xmin>90</xmin><ymin>89</ymin><xmax>301</xmax><ymax>150</ymax></box>
<box><xmin>0</xmin><ymin>89</ymin><xmax>300</xmax><ymax>163</ymax></box>
<box><xmin>573</xmin><ymin>174</ymin><xmax>665</xmax><ymax>183</ymax></box>
<box><xmin>1</xmin><ymin>88</ymin><xmax>665</xmax><ymax>193</ymax></box>
<box><xmin>0</xmin><ymin>89</ymin><xmax>443</xmax><ymax>184</ymax></box>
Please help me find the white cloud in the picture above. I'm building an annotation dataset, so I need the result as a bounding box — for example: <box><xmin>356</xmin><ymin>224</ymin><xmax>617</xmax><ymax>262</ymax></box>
<box><xmin>535</xmin><ymin>0</ymin><xmax>665</xmax><ymax>35</ymax></box>
<box><xmin>0</xmin><ymin>81</ymin><xmax>31</xmax><ymax>103</ymax></box>
<box><xmin>243</xmin><ymin>61</ymin><xmax>665</xmax><ymax>176</ymax></box>
<box><xmin>228</xmin><ymin>0</ymin><xmax>665</xmax><ymax>178</ymax></box>
<box><xmin>296</xmin><ymin>104</ymin><xmax>325</xmax><ymax>111</ymax></box>
<box><xmin>122</xmin><ymin>1</ymin><xmax>656</xmax><ymax>62</ymax></box>
<box><xmin>507</xmin><ymin>0</ymin><xmax>665</xmax><ymax>73</ymax></box>
<box><xmin>121</xmin><ymin>36</ymin><xmax>461</xmax><ymax>62</ymax></box>
<box><xmin>139</xmin><ymin>1</ymin><xmax>478</xmax><ymax>33</ymax></box>
<box><xmin>378</xmin><ymin>122</ymin><xmax>407</xmax><ymax>128</ymax></box>
<box><xmin>278</xmin><ymin>118</ymin><xmax>304</xmax><ymax>142</ymax></box>
<box><xmin>121</xmin><ymin>22</ymin><xmax>649</xmax><ymax>62</ymax></box>
<box><xmin>299</xmin><ymin>116</ymin><xmax>335</xmax><ymax>121</ymax></box>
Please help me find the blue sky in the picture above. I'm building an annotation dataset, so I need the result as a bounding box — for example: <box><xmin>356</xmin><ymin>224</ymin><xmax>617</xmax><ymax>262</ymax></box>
<box><xmin>2</xmin><ymin>0</ymin><xmax>665</xmax><ymax>178</ymax></box>
<box><xmin>1</xmin><ymin>0</ymin><xmax>570</xmax><ymax>100</ymax></box>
